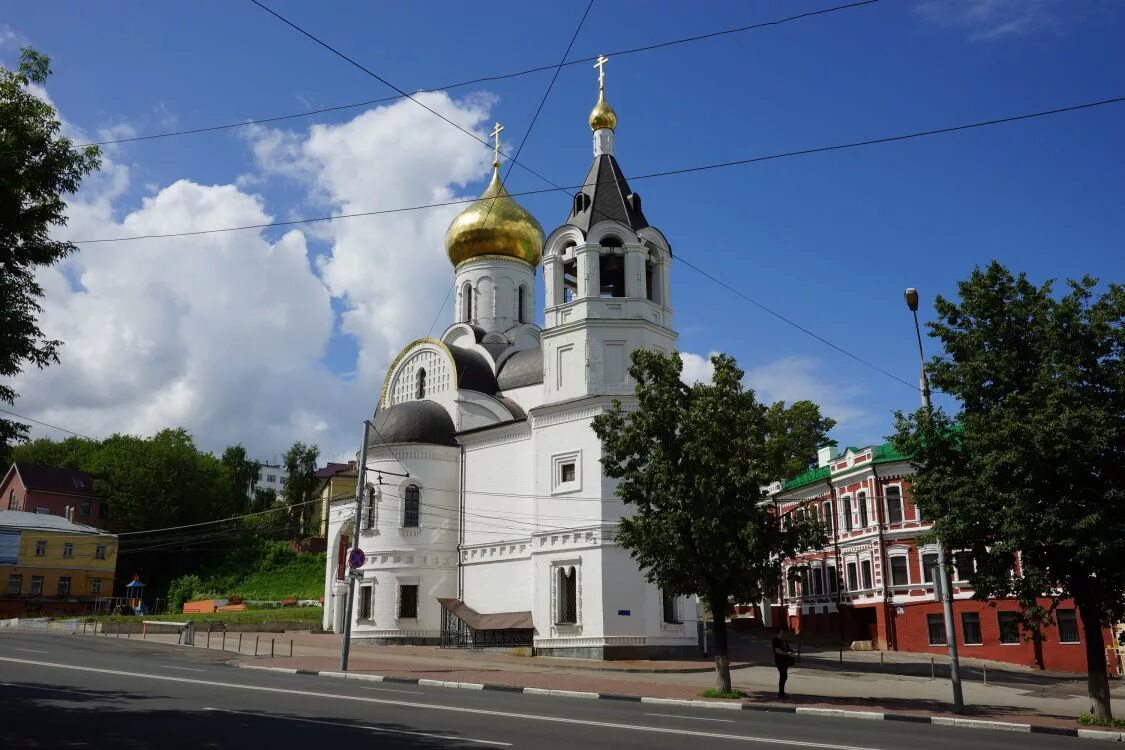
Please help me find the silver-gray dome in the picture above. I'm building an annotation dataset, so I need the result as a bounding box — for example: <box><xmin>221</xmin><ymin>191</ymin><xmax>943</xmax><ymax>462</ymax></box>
<box><xmin>497</xmin><ymin>348</ymin><xmax>543</xmax><ymax>390</ymax></box>
<box><xmin>368</xmin><ymin>400</ymin><xmax>456</xmax><ymax>446</ymax></box>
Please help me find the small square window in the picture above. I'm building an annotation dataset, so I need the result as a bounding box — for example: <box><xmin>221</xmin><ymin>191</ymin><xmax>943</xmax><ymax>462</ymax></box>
<box><xmin>399</xmin><ymin>585</ymin><xmax>418</xmax><ymax>619</ymax></box>
<box><xmin>560</xmin><ymin>463</ymin><xmax>575</xmax><ymax>483</ymax></box>
<box><xmin>35</xmin><ymin>540</ymin><xmax>47</xmax><ymax>556</ymax></box>
<box><xmin>95</xmin><ymin>545</ymin><xmax>106</xmax><ymax>560</ymax></box>
<box><xmin>927</xmin><ymin>614</ymin><xmax>947</xmax><ymax>646</ymax></box>
<box><xmin>30</xmin><ymin>576</ymin><xmax>44</xmax><ymax>595</ymax></box>
<box><xmin>998</xmin><ymin>611</ymin><xmax>1021</xmax><ymax>644</ymax></box>
<box><xmin>63</xmin><ymin>543</ymin><xmax>74</xmax><ymax>558</ymax></box>
<box><xmin>961</xmin><ymin>612</ymin><xmax>982</xmax><ymax>645</ymax></box>
<box><xmin>1057</xmin><ymin>609</ymin><xmax>1080</xmax><ymax>644</ymax></box>
<box><xmin>80</xmin><ymin>501</ymin><xmax>91</xmax><ymax>517</ymax></box>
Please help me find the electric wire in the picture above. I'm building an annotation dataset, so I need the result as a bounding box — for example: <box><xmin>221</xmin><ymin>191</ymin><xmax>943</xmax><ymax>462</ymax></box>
<box><xmin>38</xmin><ymin>0</ymin><xmax>881</xmax><ymax>152</ymax></box>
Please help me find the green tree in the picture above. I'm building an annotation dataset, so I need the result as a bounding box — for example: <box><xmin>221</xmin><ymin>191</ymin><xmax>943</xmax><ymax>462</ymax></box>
<box><xmin>891</xmin><ymin>262</ymin><xmax>1124</xmax><ymax>720</ymax></box>
<box><xmin>1</xmin><ymin>49</ymin><xmax>101</xmax><ymax>456</ymax></box>
<box><xmin>220</xmin><ymin>444</ymin><xmax>261</xmax><ymax>512</ymax></box>
<box><xmin>764</xmin><ymin>400</ymin><xmax>837</xmax><ymax>480</ymax></box>
<box><xmin>592</xmin><ymin>351</ymin><xmax>830</xmax><ymax>692</ymax></box>
<box><xmin>282</xmin><ymin>442</ymin><xmax>320</xmax><ymax>538</ymax></box>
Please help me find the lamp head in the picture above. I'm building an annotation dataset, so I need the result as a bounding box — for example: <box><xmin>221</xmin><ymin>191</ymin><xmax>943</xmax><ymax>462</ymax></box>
<box><xmin>904</xmin><ymin>288</ymin><xmax>919</xmax><ymax>312</ymax></box>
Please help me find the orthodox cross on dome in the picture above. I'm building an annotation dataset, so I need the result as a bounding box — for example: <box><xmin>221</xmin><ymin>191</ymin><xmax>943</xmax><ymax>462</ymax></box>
<box><xmin>490</xmin><ymin>121</ymin><xmax>505</xmax><ymax>167</ymax></box>
<box><xmin>594</xmin><ymin>55</ymin><xmax>608</xmax><ymax>91</ymax></box>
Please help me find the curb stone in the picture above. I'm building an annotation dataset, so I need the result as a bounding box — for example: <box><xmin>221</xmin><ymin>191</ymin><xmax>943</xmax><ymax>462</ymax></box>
<box><xmin>232</xmin><ymin>663</ymin><xmax>1115</xmax><ymax>741</ymax></box>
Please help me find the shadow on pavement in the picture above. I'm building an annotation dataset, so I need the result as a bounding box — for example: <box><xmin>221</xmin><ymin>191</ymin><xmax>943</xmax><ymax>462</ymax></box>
<box><xmin>0</xmin><ymin>681</ymin><xmax>493</xmax><ymax>749</ymax></box>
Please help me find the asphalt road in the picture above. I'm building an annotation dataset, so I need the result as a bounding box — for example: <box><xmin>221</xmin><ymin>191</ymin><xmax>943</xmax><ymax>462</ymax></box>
<box><xmin>0</xmin><ymin>630</ymin><xmax>1095</xmax><ymax>749</ymax></box>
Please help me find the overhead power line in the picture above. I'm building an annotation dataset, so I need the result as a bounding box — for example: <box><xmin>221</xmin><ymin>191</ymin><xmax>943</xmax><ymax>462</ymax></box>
<box><xmin>47</xmin><ymin>0</ymin><xmax>880</xmax><ymax>152</ymax></box>
<box><xmin>66</xmin><ymin>94</ymin><xmax>1125</xmax><ymax>246</ymax></box>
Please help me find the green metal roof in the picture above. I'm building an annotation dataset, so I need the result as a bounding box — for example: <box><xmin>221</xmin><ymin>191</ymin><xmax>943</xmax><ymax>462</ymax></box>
<box><xmin>778</xmin><ymin>441</ymin><xmax>910</xmax><ymax>492</ymax></box>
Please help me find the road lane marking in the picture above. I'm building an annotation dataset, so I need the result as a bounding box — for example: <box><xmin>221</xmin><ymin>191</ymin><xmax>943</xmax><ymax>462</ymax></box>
<box><xmin>204</xmin><ymin>707</ymin><xmax>512</xmax><ymax>747</ymax></box>
<box><xmin>163</xmin><ymin>666</ymin><xmax>206</xmax><ymax>672</ymax></box>
<box><xmin>13</xmin><ymin>648</ymin><xmax>49</xmax><ymax>654</ymax></box>
<box><xmin>0</xmin><ymin>657</ymin><xmax>885</xmax><ymax>750</ymax></box>
<box><xmin>360</xmin><ymin>685</ymin><xmax>426</xmax><ymax>695</ymax></box>
<box><xmin>646</xmin><ymin>713</ymin><xmax>736</xmax><ymax>723</ymax></box>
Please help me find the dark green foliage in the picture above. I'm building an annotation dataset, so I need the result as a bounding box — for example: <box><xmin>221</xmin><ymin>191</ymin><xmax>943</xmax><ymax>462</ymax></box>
<box><xmin>891</xmin><ymin>262</ymin><xmax>1124</xmax><ymax>719</ymax></box>
<box><xmin>221</xmin><ymin>444</ymin><xmax>260</xmax><ymax>513</ymax></box>
<box><xmin>282</xmin><ymin>442</ymin><xmax>320</xmax><ymax>537</ymax></box>
<box><xmin>592</xmin><ymin>350</ymin><xmax>831</xmax><ymax>692</ymax></box>
<box><xmin>1</xmin><ymin>49</ymin><xmax>101</xmax><ymax>455</ymax></box>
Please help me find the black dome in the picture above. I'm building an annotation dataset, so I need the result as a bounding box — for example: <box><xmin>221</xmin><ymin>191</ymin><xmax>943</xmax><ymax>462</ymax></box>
<box><xmin>368</xmin><ymin>400</ymin><xmax>456</xmax><ymax>446</ymax></box>
<box><xmin>497</xmin><ymin>347</ymin><xmax>543</xmax><ymax>390</ymax></box>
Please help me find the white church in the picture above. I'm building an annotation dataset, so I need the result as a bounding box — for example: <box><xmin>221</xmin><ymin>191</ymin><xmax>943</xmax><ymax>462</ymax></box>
<box><xmin>324</xmin><ymin>61</ymin><xmax>700</xmax><ymax>659</ymax></box>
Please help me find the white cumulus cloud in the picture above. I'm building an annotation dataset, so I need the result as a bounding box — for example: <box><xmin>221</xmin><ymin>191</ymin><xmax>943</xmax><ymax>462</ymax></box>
<box><xmin>13</xmin><ymin>88</ymin><xmax>498</xmax><ymax>461</ymax></box>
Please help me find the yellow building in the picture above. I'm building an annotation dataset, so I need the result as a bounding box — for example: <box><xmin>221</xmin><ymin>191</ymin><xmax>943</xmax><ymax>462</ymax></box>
<box><xmin>0</xmin><ymin>510</ymin><xmax>118</xmax><ymax>618</ymax></box>
<box><xmin>314</xmin><ymin>462</ymin><xmax>357</xmax><ymax>538</ymax></box>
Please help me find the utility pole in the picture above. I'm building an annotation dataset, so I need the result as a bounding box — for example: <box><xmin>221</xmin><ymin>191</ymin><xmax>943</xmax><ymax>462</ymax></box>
<box><xmin>339</xmin><ymin>420</ymin><xmax>370</xmax><ymax>672</ymax></box>
<box><xmin>905</xmin><ymin>288</ymin><xmax>964</xmax><ymax>714</ymax></box>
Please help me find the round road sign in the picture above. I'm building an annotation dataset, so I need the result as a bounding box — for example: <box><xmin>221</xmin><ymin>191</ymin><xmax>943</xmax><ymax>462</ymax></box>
<box><xmin>347</xmin><ymin>547</ymin><xmax>366</xmax><ymax>569</ymax></box>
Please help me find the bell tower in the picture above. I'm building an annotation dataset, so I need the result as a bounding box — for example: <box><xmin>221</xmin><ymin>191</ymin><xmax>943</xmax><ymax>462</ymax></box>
<box><xmin>540</xmin><ymin>56</ymin><xmax>676</xmax><ymax>403</ymax></box>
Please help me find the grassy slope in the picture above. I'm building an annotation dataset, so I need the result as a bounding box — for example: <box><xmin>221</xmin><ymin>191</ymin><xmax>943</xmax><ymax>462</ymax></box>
<box><xmin>228</xmin><ymin>555</ymin><xmax>324</xmax><ymax>601</ymax></box>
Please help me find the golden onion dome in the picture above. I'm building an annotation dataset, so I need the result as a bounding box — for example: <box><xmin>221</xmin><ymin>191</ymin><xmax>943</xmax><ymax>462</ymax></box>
<box><xmin>445</xmin><ymin>164</ymin><xmax>544</xmax><ymax>267</ymax></box>
<box><xmin>589</xmin><ymin>89</ymin><xmax>617</xmax><ymax>131</ymax></box>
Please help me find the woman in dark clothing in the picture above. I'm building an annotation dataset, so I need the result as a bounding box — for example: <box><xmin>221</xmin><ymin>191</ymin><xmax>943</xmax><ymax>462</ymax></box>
<box><xmin>772</xmin><ymin>627</ymin><xmax>794</xmax><ymax>700</ymax></box>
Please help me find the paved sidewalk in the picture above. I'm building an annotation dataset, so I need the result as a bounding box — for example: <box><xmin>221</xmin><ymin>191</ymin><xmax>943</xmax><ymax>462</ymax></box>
<box><xmin>119</xmin><ymin>627</ymin><xmax>1117</xmax><ymax>731</ymax></box>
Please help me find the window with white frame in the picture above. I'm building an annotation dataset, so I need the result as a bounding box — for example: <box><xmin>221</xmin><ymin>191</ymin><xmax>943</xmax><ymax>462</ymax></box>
<box><xmin>846</xmin><ymin>562</ymin><xmax>858</xmax><ymax>591</ymax></box>
<box><xmin>35</xmin><ymin>540</ymin><xmax>46</xmax><ymax>556</ymax></box>
<box><xmin>889</xmin><ymin>555</ymin><xmax>909</xmax><ymax>587</ymax></box>
<box><xmin>886</xmin><ymin>486</ymin><xmax>904</xmax><ymax>524</ymax></box>
<box><xmin>95</xmin><ymin>545</ymin><xmax>106</xmax><ymax>560</ymax></box>
<box><xmin>812</xmin><ymin>567</ymin><xmax>824</xmax><ymax>595</ymax></box>
<box><xmin>30</xmin><ymin>576</ymin><xmax>43</xmax><ymax>595</ymax></box>
<box><xmin>63</xmin><ymin>543</ymin><xmax>73</xmax><ymax>558</ymax></box>
<box><xmin>961</xmin><ymin>612</ymin><xmax>982</xmax><ymax>645</ymax></box>
<box><xmin>57</xmin><ymin>576</ymin><xmax>71</xmax><ymax>595</ymax></box>
<box><xmin>953</xmin><ymin>551</ymin><xmax>976</xmax><ymax>582</ymax></box>
<box><xmin>91</xmin><ymin>579</ymin><xmax>102</xmax><ymax>594</ymax></box>
<box><xmin>921</xmin><ymin>552</ymin><xmax>939</xmax><ymax>583</ymax></box>
<box><xmin>552</xmin><ymin>452</ymin><xmax>581</xmax><ymax>493</ymax></box>
<box><xmin>842</xmin><ymin>497</ymin><xmax>853</xmax><ymax>531</ymax></box>
<box><xmin>403</xmin><ymin>485</ymin><xmax>420</xmax><ymax>528</ymax></box>
<box><xmin>826</xmin><ymin>564</ymin><xmax>838</xmax><ymax>593</ymax></box>
<box><xmin>857</xmin><ymin>491</ymin><xmax>869</xmax><ymax>528</ymax></box>
<box><xmin>822</xmin><ymin>500</ymin><xmax>833</xmax><ymax>532</ymax></box>
<box><xmin>860</xmin><ymin>559</ymin><xmax>873</xmax><ymax>589</ymax></box>
<box><xmin>555</xmin><ymin>566</ymin><xmax>578</xmax><ymax>625</ymax></box>
<box><xmin>359</xmin><ymin>584</ymin><xmax>374</xmax><ymax>621</ymax></box>
<box><xmin>7</xmin><ymin>574</ymin><xmax>21</xmax><ymax>594</ymax></box>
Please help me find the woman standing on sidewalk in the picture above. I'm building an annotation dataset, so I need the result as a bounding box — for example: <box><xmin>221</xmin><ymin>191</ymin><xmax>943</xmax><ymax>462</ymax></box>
<box><xmin>773</xmin><ymin>627</ymin><xmax>795</xmax><ymax>700</ymax></box>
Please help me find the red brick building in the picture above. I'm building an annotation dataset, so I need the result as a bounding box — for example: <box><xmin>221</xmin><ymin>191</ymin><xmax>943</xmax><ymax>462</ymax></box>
<box><xmin>1</xmin><ymin>463</ymin><xmax>114</xmax><ymax>532</ymax></box>
<box><xmin>765</xmin><ymin>442</ymin><xmax>1116</xmax><ymax>676</ymax></box>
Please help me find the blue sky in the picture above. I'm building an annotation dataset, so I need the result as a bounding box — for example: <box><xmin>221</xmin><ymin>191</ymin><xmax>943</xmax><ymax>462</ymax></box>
<box><xmin>4</xmin><ymin>0</ymin><xmax>1124</xmax><ymax>461</ymax></box>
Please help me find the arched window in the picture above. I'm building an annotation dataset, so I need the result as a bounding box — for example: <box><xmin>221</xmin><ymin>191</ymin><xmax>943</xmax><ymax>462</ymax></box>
<box><xmin>416</xmin><ymin>368</ymin><xmax>427</xmax><ymax>399</ymax></box>
<box><xmin>403</xmin><ymin>485</ymin><xmax>420</xmax><ymax>528</ymax></box>
<box><xmin>556</xmin><ymin>566</ymin><xmax>577</xmax><ymax>624</ymax></box>
<box><xmin>857</xmin><ymin>491</ymin><xmax>869</xmax><ymax>528</ymax></box>
<box><xmin>462</xmin><ymin>282</ymin><xmax>473</xmax><ymax>322</ymax></box>
<box><xmin>518</xmin><ymin>285</ymin><xmax>527</xmax><ymax>324</ymax></box>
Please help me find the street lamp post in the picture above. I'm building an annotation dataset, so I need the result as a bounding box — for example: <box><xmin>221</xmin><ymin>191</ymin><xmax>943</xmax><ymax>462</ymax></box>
<box><xmin>339</xmin><ymin>420</ymin><xmax>371</xmax><ymax>672</ymax></box>
<box><xmin>904</xmin><ymin>288</ymin><xmax>964</xmax><ymax>714</ymax></box>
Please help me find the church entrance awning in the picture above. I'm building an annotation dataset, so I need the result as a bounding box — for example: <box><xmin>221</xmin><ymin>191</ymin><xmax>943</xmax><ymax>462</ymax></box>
<box><xmin>438</xmin><ymin>598</ymin><xmax>533</xmax><ymax>648</ymax></box>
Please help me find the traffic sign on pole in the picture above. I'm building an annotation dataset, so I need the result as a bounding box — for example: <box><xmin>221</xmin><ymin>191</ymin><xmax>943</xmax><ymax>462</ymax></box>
<box><xmin>348</xmin><ymin>547</ymin><xmax>366</xmax><ymax>570</ymax></box>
